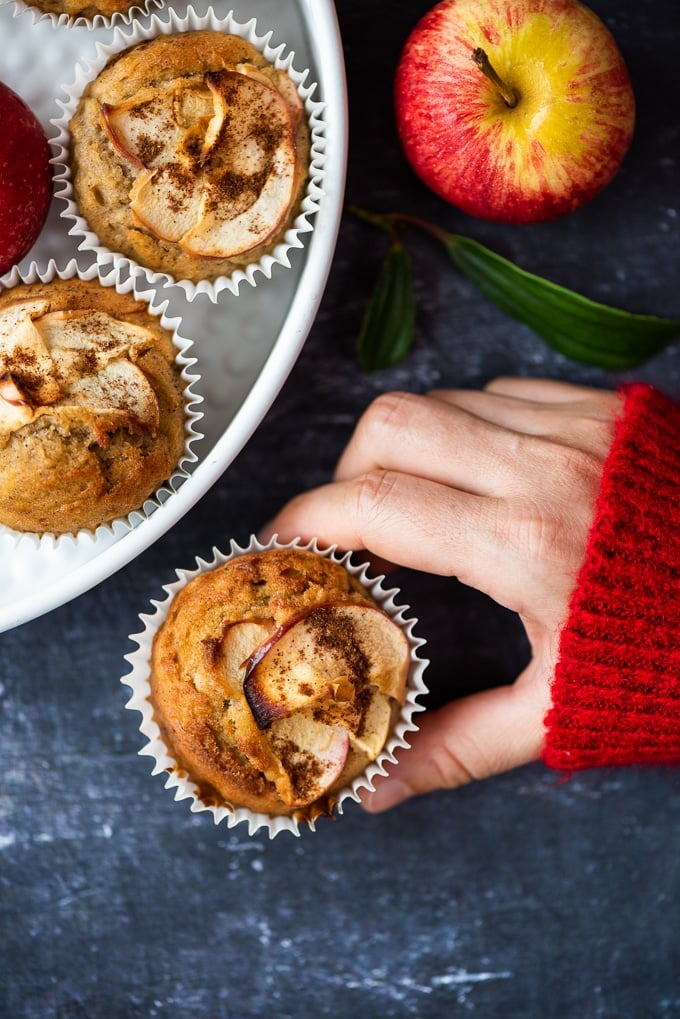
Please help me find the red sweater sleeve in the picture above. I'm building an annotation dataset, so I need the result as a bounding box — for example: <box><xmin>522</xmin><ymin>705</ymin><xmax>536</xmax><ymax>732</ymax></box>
<box><xmin>543</xmin><ymin>383</ymin><xmax>680</xmax><ymax>770</ymax></box>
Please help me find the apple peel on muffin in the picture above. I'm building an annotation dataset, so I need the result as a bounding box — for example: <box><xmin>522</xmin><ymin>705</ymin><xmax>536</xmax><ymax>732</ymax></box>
<box><xmin>0</xmin><ymin>278</ymin><xmax>188</xmax><ymax>534</ymax></box>
<box><xmin>148</xmin><ymin>549</ymin><xmax>411</xmax><ymax>818</ymax></box>
<box><xmin>100</xmin><ymin>68</ymin><xmax>302</xmax><ymax>259</ymax></box>
<box><xmin>69</xmin><ymin>31</ymin><xmax>311</xmax><ymax>283</ymax></box>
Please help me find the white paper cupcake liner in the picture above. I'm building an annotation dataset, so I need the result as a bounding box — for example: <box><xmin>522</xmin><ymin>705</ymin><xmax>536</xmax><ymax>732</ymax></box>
<box><xmin>122</xmin><ymin>535</ymin><xmax>430</xmax><ymax>839</ymax></box>
<box><xmin>0</xmin><ymin>0</ymin><xmax>163</xmax><ymax>31</ymax></box>
<box><xmin>0</xmin><ymin>257</ymin><xmax>204</xmax><ymax>550</ymax></box>
<box><xmin>50</xmin><ymin>5</ymin><xmax>327</xmax><ymax>303</ymax></box>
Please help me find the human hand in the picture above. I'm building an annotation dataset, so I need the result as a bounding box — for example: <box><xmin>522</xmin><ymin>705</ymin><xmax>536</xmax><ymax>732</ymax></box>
<box><xmin>261</xmin><ymin>377</ymin><xmax>622</xmax><ymax>810</ymax></box>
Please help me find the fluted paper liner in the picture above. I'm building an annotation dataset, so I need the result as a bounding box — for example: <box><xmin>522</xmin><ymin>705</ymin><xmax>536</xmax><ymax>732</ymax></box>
<box><xmin>0</xmin><ymin>0</ymin><xmax>164</xmax><ymax>31</ymax></box>
<box><xmin>51</xmin><ymin>6</ymin><xmax>327</xmax><ymax>303</ymax></box>
<box><xmin>122</xmin><ymin>535</ymin><xmax>429</xmax><ymax>839</ymax></box>
<box><xmin>0</xmin><ymin>257</ymin><xmax>203</xmax><ymax>550</ymax></box>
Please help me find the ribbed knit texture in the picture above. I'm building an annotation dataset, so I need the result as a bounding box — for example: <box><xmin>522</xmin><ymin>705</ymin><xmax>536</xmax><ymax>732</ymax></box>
<box><xmin>543</xmin><ymin>384</ymin><xmax>680</xmax><ymax>770</ymax></box>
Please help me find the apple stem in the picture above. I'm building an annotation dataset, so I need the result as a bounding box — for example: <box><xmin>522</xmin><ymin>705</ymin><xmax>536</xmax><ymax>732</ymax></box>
<box><xmin>472</xmin><ymin>47</ymin><xmax>519</xmax><ymax>108</ymax></box>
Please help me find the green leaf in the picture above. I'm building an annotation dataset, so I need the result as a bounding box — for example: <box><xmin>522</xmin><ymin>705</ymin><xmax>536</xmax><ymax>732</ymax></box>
<box><xmin>357</xmin><ymin>241</ymin><xmax>417</xmax><ymax>372</ymax></box>
<box><xmin>443</xmin><ymin>233</ymin><xmax>680</xmax><ymax>370</ymax></box>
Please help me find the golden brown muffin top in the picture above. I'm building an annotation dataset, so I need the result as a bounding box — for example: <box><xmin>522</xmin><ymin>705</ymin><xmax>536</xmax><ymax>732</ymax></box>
<box><xmin>0</xmin><ymin>278</ymin><xmax>176</xmax><ymax>438</ymax></box>
<box><xmin>70</xmin><ymin>31</ymin><xmax>310</xmax><ymax>279</ymax></box>
<box><xmin>0</xmin><ymin>277</ymin><xmax>186</xmax><ymax>534</ymax></box>
<box><xmin>28</xmin><ymin>0</ymin><xmax>142</xmax><ymax>17</ymax></box>
<box><xmin>150</xmin><ymin>549</ymin><xmax>410</xmax><ymax>818</ymax></box>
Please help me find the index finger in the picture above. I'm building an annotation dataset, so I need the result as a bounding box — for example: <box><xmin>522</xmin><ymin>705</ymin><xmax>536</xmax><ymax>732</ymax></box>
<box><xmin>261</xmin><ymin>468</ymin><xmax>535</xmax><ymax>614</ymax></box>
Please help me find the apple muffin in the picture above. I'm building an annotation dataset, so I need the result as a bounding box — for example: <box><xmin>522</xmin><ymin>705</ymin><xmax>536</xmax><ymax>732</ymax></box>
<box><xmin>0</xmin><ymin>277</ymin><xmax>187</xmax><ymax>534</ymax></box>
<box><xmin>148</xmin><ymin>547</ymin><xmax>411</xmax><ymax>818</ymax></box>
<box><xmin>22</xmin><ymin>0</ymin><xmax>148</xmax><ymax>19</ymax></box>
<box><xmin>68</xmin><ymin>30</ymin><xmax>311</xmax><ymax>283</ymax></box>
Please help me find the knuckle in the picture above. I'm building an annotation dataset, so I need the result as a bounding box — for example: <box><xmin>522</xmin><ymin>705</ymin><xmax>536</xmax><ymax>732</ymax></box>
<box><xmin>582</xmin><ymin>413</ymin><xmax>617</xmax><ymax>460</ymax></box>
<box><xmin>498</xmin><ymin>442</ymin><xmax>603</xmax><ymax>568</ymax></box>
<box><xmin>416</xmin><ymin>740</ymin><xmax>476</xmax><ymax>793</ymax></box>
<box><xmin>436</xmin><ymin>742</ymin><xmax>477</xmax><ymax>788</ymax></box>
<box><xmin>554</xmin><ymin>444</ymin><xmax>604</xmax><ymax>499</ymax></box>
<box><xmin>436</xmin><ymin>726</ymin><xmax>508</xmax><ymax>787</ymax></box>
<box><xmin>509</xmin><ymin>500</ymin><xmax>562</xmax><ymax>563</ymax></box>
<box><xmin>352</xmin><ymin>468</ymin><xmax>401</xmax><ymax>525</ymax></box>
<box><xmin>356</xmin><ymin>390</ymin><xmax>421</xmax><ymax>444</ymax></box>
<box><xmin>511</xmin><ymin>434</ymin><xmax>604</xmax><ymax>499</ymax></box>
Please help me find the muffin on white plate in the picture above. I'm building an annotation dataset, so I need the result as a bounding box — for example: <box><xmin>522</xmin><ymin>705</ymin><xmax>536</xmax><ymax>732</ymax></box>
<box><xmin>123</xmin><ymin>538</ymin><xmax>429</xmax><ymax>838</ymax></box>
<box><xmin>0</xmin><ymin>260</ymin><xmax>202</xmax><ymax>536</ymax></box>
<box><xmin>53</xmin><ymin>8</ymin><xmax>326</xmax><ymax>301</ymax></box>
<box><xmin>0</xmin><ymin>0</ymin><xmax>164</xmax><ymax>31</ymax></box>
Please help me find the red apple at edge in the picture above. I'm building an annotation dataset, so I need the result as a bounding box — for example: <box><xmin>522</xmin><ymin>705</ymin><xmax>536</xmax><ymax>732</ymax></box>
<box><xmin>0</xmin><ymin>82</ymin><xmax>52</xmax><ymax>275</ymax></box>
<box><xmin>394</xmin><ymin>0</ymin><xmax>635</xmax><ymax>224</ymax></box>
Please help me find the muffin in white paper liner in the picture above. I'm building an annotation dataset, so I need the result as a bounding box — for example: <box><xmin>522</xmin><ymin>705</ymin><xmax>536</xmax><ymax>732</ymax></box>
<box><xmin>0</xmin><ymin>257</ymin><xmax>203</xmax><ymax>549</ymax></box>
<box><xmin>50</xmin><ymin>6</ymin><xmax>327</xmax><ymax>303</ymax></box>
<box><xmin>0</xmin><ymin>0</ymin><xmax>163</xmax><ymax>31</ymax></box>
<box><xmin>122</xmin><ymin>535</ymin><xmax>429</xmax><ymax>839</ymax></box>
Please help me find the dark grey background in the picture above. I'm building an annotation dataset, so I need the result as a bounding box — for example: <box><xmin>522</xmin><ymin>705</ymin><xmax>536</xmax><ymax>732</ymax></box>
<box><xmin>2</xmin><ymin>1</ymin><xmax>680</xmax><ymax>1017</ymax></box>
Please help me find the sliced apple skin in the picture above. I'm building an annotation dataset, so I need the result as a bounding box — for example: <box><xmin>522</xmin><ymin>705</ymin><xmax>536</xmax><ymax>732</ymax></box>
<box><xmin>100</xmin><ymin>103</ymin><xmax>146</xmax><ymax>171</ymax></box>
<box><xmin>235</xmin><ymin>63</ymin><xmax>304</xmax><ymax>131</ymax></box>
<box><xmin>268</xmin><ymin>714</ymin><xmax>350</xmax><ymax>807</ymax></box>
<box><xmin>241</xmin><ymin>607</ymin><xmax>336</xmax><ymax>727</ymax></box>
<box><xmin>37</xmin><ymin>309</ymin><xmax>158</xmax><ymax>365</ymax></box>
<box><xmin>242</xmin><ymin>602</ymin><xmax>410</xmax><ymax>729</ymax></box>
<box><xmin>211</xmin><ymin>618</ymin><xmax>351</xmax><ymax>808</ymax></box>
<box><xmin>212</xmin><ymin>619</ymin><xmax>302</xmax><ymax>801</ymax></box>
<box><xmin>178</xmin><ymin>70</ymin><xmax>299</xmax><ymax>259</ymax></box>
<box><xmin>0</xmin><ymin>371</ymin><xmax>35</xmax><ymax>431</ymax></box>
<box><xmin>99</xmin><ymin>79</ymin><xmax>213</xmax><ymax>172</ymax></box>
<box><xmin>215</xmin><ymin>618</ymin><xmax>273</xmax><ymax>692</ymax></box>
<box><xmin>0</xmin><ymin>302</ymin><xmax>169</xmax><ymax>435</ymax></box>
<box><xmin>178</xmin><ymin>135</ymin><xmax>298</xmax><ymax>259</ymax></box>
<box><xmin>101</xmin><ymin>66</ymin><xmax>303</xmax><ymax>261</ymax></box>
<box><xmin>0</xmin><ymin>297</ymin><xmax>51</xmax><ymax>340</ymax></box>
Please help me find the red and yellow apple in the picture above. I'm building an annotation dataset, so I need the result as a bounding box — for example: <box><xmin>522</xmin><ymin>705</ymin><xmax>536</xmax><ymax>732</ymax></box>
<box><xmin>0</xmin><ymin>83</ymin><xmax>52</xmax><ymax>274</ymax></box>
<box><xmin>394</xmin><ymin>0</ymin><xmax>635</xmax><ymax>224</ymax></box>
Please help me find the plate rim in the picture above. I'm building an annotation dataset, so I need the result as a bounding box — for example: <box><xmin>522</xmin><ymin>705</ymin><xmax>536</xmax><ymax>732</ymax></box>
<box><xmin>0</xmin><ymin>0</ymin><xmax>348</xmax><ymax>633</ymax></box>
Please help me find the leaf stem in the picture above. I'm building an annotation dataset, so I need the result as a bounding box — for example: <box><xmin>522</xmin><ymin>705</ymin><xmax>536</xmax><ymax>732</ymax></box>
<box><xmin>386</xmin><ymin>211</ymin><xmax>454</xmax><ymax>245</ymax></box>
<box><xmin>347</xmin><ymin>205</ymin><xmax>454</xmax><ymax>246</ymax></box>
<box><xmin>345</xmin><ymin>203</ymin><xmax>401</xmax><ymax>243</ymax></box>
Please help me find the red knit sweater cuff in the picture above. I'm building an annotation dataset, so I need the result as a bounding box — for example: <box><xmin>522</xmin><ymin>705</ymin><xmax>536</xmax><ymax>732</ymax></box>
<box><xmin>543</xmin><ymin>383</ymin><xmax>680</xmax><ymax>771</ymax></box>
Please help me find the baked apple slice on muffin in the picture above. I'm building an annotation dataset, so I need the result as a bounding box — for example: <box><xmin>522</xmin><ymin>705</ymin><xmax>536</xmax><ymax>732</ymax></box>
<box><xmin>100</xmin><ymin>68</ymin><xmax>300</xmax><ymax>260</ymax></box>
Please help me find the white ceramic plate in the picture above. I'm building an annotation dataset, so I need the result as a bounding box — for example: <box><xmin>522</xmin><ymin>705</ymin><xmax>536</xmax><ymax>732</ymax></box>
<box><xmin>0</xmin><ymin>0</ymin><xmax>347</xmax><ymax>633</ymax></box>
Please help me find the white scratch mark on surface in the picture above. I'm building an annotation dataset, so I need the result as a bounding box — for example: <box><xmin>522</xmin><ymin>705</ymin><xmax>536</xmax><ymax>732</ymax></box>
<box><xmin>0</xmin><ymin>832</ymin><xmax>15</xmax><ymax>849</ymax></box>
<box><xmin>432</xmin><ymin>969</ymin><xmax>513</xmax><ymax>986</ymax></box>
<box><xmin>216</xmin><ymin>838</ymin><xmax>264</xmax><ymax>853</ymax></box>
<box><xmin>328</xmin><ymin>966</ymin><xmax>513</xmax><ymax>1003</ymax></box>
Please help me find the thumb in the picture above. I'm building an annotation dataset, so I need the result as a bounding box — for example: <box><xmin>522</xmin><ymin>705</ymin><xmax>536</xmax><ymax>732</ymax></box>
<box><xmin>361</xmin><ymin>664</ymin><xmax>551</xmax><ymax>813</ymax></box>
